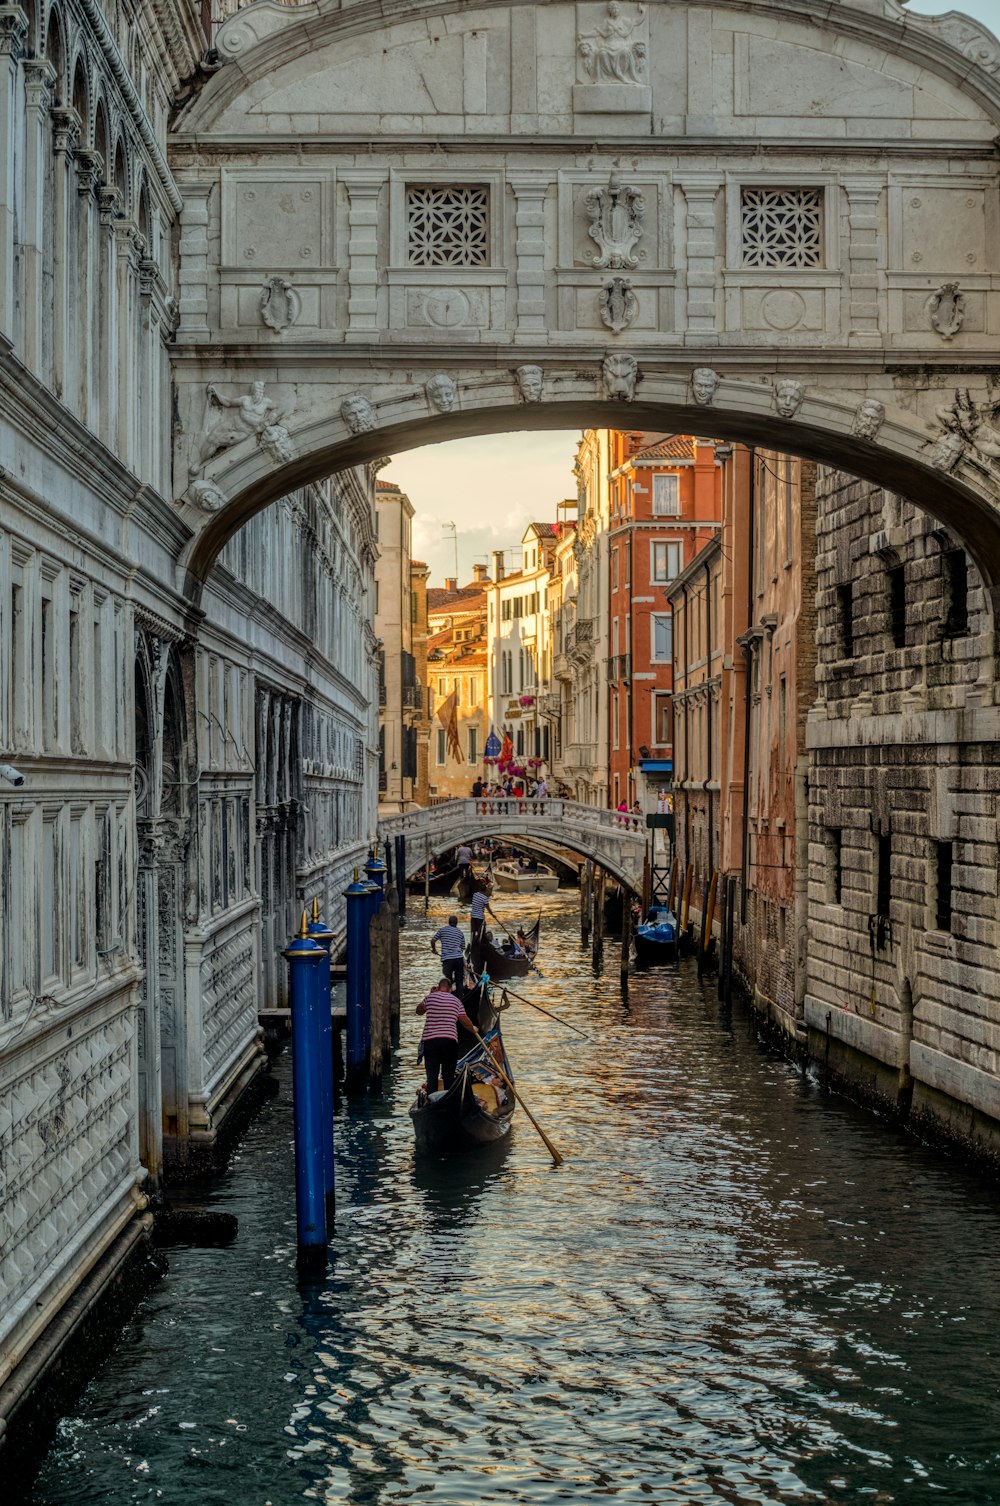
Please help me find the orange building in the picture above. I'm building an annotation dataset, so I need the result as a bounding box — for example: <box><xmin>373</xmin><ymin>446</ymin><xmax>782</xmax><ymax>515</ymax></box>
<box><xmin>606</xmin><ymin>433</ymin><xmax>723</xmax><ymax>811</ymax></box>
<box><xmin>669</xmin><ymin>448</ymin><xmax>817</xmax><ymax>1020</ymax></box>
<box><xmin>427</xmin><ymin>566</ymin><xmax>491</xmax><ymax>799</ymax></box>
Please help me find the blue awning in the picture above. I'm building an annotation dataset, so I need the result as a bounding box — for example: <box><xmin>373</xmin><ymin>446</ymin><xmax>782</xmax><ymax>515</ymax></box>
<box><xmin>639</xmin><ymin>759</ymin><xmax>673</xmax><ymax>772</ymax></box>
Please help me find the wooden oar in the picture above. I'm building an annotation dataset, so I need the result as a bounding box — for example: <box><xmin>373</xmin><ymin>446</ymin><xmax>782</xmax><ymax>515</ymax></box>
<box><xmin>500</xmin><ymin>985</ymin><xmax>593</xmax><ymax>1042</ymax></box>
<box><xmin>467</xmin><ymin>1023</ymin><xmax>564</xmax><ymax>1166</ymax></box>
<box><xmin>489</xmin><ymin>908</ymin><xmax>544</xmax><ymax>977</ymax></box>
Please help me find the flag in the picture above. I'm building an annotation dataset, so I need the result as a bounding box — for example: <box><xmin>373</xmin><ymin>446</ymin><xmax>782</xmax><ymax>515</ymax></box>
<box><xmin>500</xmin><ymin>728</ymin><xmax>513</xmax><ymax>765</ymax></box>
<box><xmin>484</xmin><ymin>726</ymin><xmax>502</xmax><ymax>760</ymax></box>
<box><xmin>437</xmin><ymin>691</ymin><xmax>463</xmax><ymax>763</ymax></box>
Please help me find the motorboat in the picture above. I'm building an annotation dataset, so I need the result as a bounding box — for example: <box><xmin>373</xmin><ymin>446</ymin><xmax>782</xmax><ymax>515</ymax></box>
<box><xmin>491</xmin><ymin>858</ymin><xmax>559</xmax><ymax>894</ymax></box>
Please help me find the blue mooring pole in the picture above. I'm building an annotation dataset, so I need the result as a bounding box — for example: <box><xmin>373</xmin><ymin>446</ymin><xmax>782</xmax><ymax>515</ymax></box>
<box><xmin>366</xmin><ymin>850</ymin><xmax>386</xmax><ymax>902</ymax></box>
<box><xmin>344</xmin><ymin>870</ymin><xmax>369</xmax><ymax>1089</ymax></box>
<box><xmin>307</xmin><ymin>896</ymin><xmax>336</xmax><ymax>1209</ymax></box>
<box><xmin>283</xmin><ymin>912</ymin><xmax>328</xmax><ymax>1269</ymax></box>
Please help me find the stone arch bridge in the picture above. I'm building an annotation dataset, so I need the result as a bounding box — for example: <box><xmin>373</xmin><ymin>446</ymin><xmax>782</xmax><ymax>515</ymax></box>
<box><xmin>379</xmin><ymin>797</ymin><xmax>648</xmax><ymax>893</ymax></box>
<box><xmin>164</xmin><ymin>0</ymin><xmax>1000</xmax><ymax>604</ymax></box>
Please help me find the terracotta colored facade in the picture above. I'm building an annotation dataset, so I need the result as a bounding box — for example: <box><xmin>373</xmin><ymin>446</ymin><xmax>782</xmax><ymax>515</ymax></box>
<box><xmin>606</xmin><ymin>432</ymin><xmax>723</xmax><ymax>810</ymax></box>
<box><xmin>670</xmin><ymin>448</ymin><xmax>817</xmax><ymax>1017</ymax></box>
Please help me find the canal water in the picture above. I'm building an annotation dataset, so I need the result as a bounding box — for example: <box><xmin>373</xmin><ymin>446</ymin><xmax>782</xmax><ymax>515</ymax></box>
<box><xmin>28</xmin><ymin>892</ymin><xmax>1000</xmax><ymax>1505</ymax></box>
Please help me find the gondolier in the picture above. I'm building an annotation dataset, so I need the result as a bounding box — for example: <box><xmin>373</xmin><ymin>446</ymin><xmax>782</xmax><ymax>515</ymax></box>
<box><xmin>416</xmin><ymin>979</ymin><xmax>475</xmax><ymax>1098</ymax></box>
<box><xmin>431</xmin><ymin>914</ymin><xmax>466</xmax><ymax>990</ymax></box>
<box><xmin>456</xmin><ymin>843</ymin><xmax>474</xmax><ymax>881</ymax></box>
<box><xmin>470</xmin><ymin>885</ymin><xmax>493</xmax><ymax>944</ymax></box>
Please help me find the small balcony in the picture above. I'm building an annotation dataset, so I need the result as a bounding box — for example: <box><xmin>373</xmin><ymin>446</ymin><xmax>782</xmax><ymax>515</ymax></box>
<box><xmin>618</xmin><ymin>653</ymin><xmax>632</xmax><ymax>683</ymax></box>
<box><xmin>606</xmin><ymin>656</ymin><xmax>618</xmax><ymax>684</ymax></box>
<box><xmin>402</xmin><ymin>682</ymin><xmax>422</xmax><ymax>711</ymax></box>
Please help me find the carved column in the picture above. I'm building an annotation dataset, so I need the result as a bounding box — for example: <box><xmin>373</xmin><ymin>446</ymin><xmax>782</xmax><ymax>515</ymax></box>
<box><xmin>97</xmin><ymin>185</ymin><xmax>122</xmax><ymax>447</ymax></box>
<box><xmin>342</xmin><ymin>171</ymin><xmax>383</xmax><ymax>339</ymax></box>
<box><xmin>73</xmin><ymin>148</ymin><xmax>101</xmax><ymax>422</ymax></box>
<box><xmin>843</xmin><ymin>179</ymin><xmax>884</xmax><ymax>347</ymax></box>
<box><xmin>509</xmin><ymin>174</ymin><xmax>549</xmax><ymax>340</ymax></box>
<box><xmin>112</xmin><ymin>219</ymin><xmax>141</xmax><ymax>467</ymax></box>
<box><xmin>51</xmin><ymin>105</ymin><xmax>81</xmax><ymax>398</ymax></box>
<box><xmin>680</xmin><ymin>174</ymin><xmax>723</xmax><ymax>339</ymax></box>
<box><xmin>20</xmin><ymin>57</ymin><xmax>55</xmax><ymax>374</ymax></box>
<box><xmin>0</xmin><ymin>7</ymin><xmax>28</xmax><ymax>337</ymax></box>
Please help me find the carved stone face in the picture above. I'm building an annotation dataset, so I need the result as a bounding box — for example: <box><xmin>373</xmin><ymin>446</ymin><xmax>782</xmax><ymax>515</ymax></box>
<box><xmin>426</xmin><ymin>374</ymin><xmax>457</xmax><ymax>412</ymax></box>
<box><xmin>853</xmin><ymin>399</ymin><xmax>885</xmax><ymax>440</ymax></box>
<box><xmin>691</xmin><ymin>367</ymin><xmax>719</xmax><ymax>405</ymax></box>
<box><xmin>601</xmin><ymin>352</ymin><xmax>639</xmax><ymax>401</ymax></box>
<box><xmin>251</xmin><ymin>381</ymin><xmax>266</xmax><ymax>403</ymax></box>
<box><xmin>515</xmin><ymin>365</ymin><xmax>544</xmax><ymax>403</ymax></box>
<box><xmin>774</xmin><ymin>379</ymin><xmax>805</xmax><ymax>418</ymax></box>
<box><xmin>608</xmin><ymin>1</ymin><xmax>621</xmax><ymax>16</ymax></box>
<box><xmin>341</xmin><ymin>394</ymin><xmax>375</xmax><ymax>434</ymax></box>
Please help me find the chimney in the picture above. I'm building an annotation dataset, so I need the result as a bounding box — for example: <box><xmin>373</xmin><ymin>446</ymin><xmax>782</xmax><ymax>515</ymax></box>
<box><xmin>445</xmin><ymin>576</ymin><xmax>458</xmax><ymax>594</ymax></box>
<box><xmin>472</xmin><ymin>563</ymin><xmax>488</xmax><ymax>583</ymax></box>
<box><xmin>492</xmin><ymin>549</ymin><xmax>505</xmax><ymax>581</ymax></box>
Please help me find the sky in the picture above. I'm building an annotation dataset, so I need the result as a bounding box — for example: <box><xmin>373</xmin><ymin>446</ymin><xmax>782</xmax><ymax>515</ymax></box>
<box><xmin>383</xmin><ymin>0</ymin><xmax>1000</xmax><ymax>586</ymax></box>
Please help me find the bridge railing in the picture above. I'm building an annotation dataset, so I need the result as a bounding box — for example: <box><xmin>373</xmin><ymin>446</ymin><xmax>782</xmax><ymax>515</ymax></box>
<box><xmin>379</xmin><ymin>797</ymin><xmax>646</xmax><ymax>839</ymax></box>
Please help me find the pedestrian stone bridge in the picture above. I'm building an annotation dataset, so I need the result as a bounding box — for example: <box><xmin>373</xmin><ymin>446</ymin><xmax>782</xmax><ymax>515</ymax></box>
<box><xmin>379</xmin><ymin>798</ymin><xmax>647</xmax><ymax>892</ymax></box>
<box><xmin>167</xmin><ymin>0</ymin><xmax>1000</xmax><ymax>601</ymax></box>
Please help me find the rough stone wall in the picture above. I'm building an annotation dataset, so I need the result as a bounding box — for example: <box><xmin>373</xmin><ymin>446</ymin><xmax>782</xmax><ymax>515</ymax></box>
<box><xmin>806</xmin><ymin>468</ymin><xmax>1000</xmax><ymax>1156</ymax></box>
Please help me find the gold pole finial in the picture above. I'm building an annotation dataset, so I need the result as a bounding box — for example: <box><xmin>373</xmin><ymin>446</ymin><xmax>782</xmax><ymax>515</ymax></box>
<box><xmin>311</xmin><ymin>896</ymin><xmax>320</xmax><ymax>922</ymax></box>
<box><xmin>299</xmin><ymin>909</ymin><xmax>309</xmax><ymax>939</ymax></box>
<box><xmin>353</xmin><ymin>865</ymin><xmax>359</xmax><ymax>882</ymax></box>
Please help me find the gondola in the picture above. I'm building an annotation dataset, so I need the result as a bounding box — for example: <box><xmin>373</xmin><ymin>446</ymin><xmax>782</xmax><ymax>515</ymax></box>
<box><xmin>469</xmin><ymin>914</ymin><xmax>541</xmax><ymax>980</ymax></box>
<box><xmin>492</xmin><ymin>858</ymin><xmax>559</xmax><ymax>894</ymax></box>
<box><xmin>634</xmin><ymin>904</ymin><xmax>679</xmax><ymax>965</ymax></box>
<box><xmin>453</xmin><ymin>867</ymin><xmax>483</xmax><ymax>902</ymax></box>
<box><xmin>409</xmin><ymin>981</ymin><xmax>516</xmax><ymax>1152</ymax></box>
<box><xmin>406</xmin><ymin>860</ymin><xmax>460</xmax><ymax>895</ymax></box>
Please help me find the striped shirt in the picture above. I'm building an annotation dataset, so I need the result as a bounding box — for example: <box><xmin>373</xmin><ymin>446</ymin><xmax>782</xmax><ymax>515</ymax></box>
<box><xmin>420</xmin><ymin>988</ymin><xmax>466</xmax><ymax>1042</ymax></box>
<box><xmin>432</xmin><ymin>923</ymin><xmax>465</xmax><ymax>960</ymax></box>
<box><xmin>470</xmin><ymin>891</ymin><xmax>490</xmax><ymax>921</ymax></box>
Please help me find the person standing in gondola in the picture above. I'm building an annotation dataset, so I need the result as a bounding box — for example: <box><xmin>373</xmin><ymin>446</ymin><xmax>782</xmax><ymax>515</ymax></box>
<box><xmin>431</xmin><ymin>913</ymin><xmax>466</xmax><ymax>991</ymax></box>
<box><xmin>417</xmin><ymin>978</ymin><xmax>475</xmax><ymax>1097</ymax></box>
<box><xmin>470</xmin><ymin>884</ymin><xmax>493</xmax><ymax>945</ymax></box>
<box><xmin>456</xmin><ymin>842</ymin><xmax>474</xmax><ymax>884</ymax></box>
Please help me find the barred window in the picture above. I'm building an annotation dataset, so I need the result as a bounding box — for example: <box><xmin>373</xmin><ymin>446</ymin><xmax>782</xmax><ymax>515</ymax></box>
<box><xmin>741</xmin><ymin>187</ymin><xmax>823</xmax><ymax>269</ymax></box>
<box><xmin>406</xmin><ymin>185</ymin><xmax>490</xmax><ymax>267</ymax></box>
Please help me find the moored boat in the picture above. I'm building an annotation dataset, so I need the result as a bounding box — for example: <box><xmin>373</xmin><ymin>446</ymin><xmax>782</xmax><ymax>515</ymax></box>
<box><xmin>634</xmin><ymin>905</ymin><xmax>679</xmax><ymax>964</ymax></box>
<box><xmin>469</xmin><ymin>915</ymin><xmax>541</xmax><ymax>980</ymax></box>
<box><xmin>409</xmin><ymin>983</ymin><xmax>516</xmax><ymax>1153</ymax></box>
<box><xmin>407</xmin><ymin>858</ymin><xmax>460</xmax><ymax>895</ymax></box>
<box><xmin>492</xmin><ymin>858</ymin><xmax>559</xmax><ymax>894</ymax></box>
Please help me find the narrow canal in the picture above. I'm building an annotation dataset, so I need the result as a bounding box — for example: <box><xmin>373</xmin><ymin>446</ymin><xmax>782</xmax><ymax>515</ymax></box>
<box><xmin>28</xmin><ymin>892</ymin><xmax>1000</xmax><ymax>1505</ymax></box>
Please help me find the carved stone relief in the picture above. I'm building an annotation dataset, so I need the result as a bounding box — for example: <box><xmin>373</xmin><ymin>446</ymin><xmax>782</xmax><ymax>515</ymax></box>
<box><xmin>601</xmin><ymin>352</ymin><xmax>639</xmax><ymax>402</ymax></box>
<box><xmin>341</xmin><ymin>394</ymin><xmax>376</xmax><ymax>434</ymax></box>
<box><xmin>579</xmin><ymin>3</ymin><xmax>648</xmax><ymax>84</ymax></box>
<box><xmin>599</xmin><ymin>276</ymin><xmax>638</xmax><ymax>334</ymax></box>
<box><xmin>192</xmin><ymin>381</ymin><xmax>294</xmax><ymax>473</ymax></box>
<box><xmin>691</xmin><ymin>367</ymin><xmax>720</xmax><ymax>406</ymax></box>
<box><xmin>258</xmin><ymin>276</ymin><xmax>301</xmax><ymax>332</ymax></box>
<box><xmin>515</xmin><ymin>365</ymin><xmax>544</xmax><ymax>403</ymax></box>
<box><xmin>425</xmin><ymin>373</ymin><xmax>457</xmax><ymax>413</ymax></box>
<box><xmin>852</xmin><ymin>399</ymin><xmax>886</xmax><ymax>442</ymax></box>
<box><xmin>186</xmin><ymin>478</ymin><xmax>229</xmax><ymax>513</ymax></box>
<box><xmin>927</xmin><ymin>281</ymin><xmax>966</xmax><ymax>342</ymax></box>
<box><xmin>773</xmin><ymin>379</ymin><xmax>806</xmax><ymax>419</ymax></box>
<box><xmin>585</xmin><ymin>172</ymin><xmax>645</xmax><ymax>270</ymax></box>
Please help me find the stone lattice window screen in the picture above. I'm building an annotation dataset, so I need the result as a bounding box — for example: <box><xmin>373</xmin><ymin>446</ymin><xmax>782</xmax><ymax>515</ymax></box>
<box><xmin>406</xmin><ymin>185</ymin><xmax>491</xmax><ymax>267</ymax></box>
<box><xmin>740</xmin><ymin>187</ymin><xmax>824</xmax><ymax>269</ymax></box>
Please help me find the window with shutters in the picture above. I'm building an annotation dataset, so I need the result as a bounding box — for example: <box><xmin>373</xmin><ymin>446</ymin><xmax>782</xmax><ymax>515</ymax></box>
<box><xmin>406</xmin><ymin>185</ymin><xmax>490</xmax><ymax>267</ymax></box>
<box><xmin>651</xmin><ymin>541</ymin><xmax>683</xmax><ymax>583</ymax></box>
<box><xmin>741</xmin><ymin>187</ymin><xmax>824</xmax><ymax>269</ymax></box>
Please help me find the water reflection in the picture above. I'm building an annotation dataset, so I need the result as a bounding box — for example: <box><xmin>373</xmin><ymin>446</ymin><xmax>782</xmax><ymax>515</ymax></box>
<box><xmin>27</xmin><ymin>891</ymin><xmax>1000</xmax><ymax>1505</ymax></box>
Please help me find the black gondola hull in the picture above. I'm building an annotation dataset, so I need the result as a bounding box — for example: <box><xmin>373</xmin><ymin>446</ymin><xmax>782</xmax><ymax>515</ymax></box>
<box><xmin>406</xmin><ymin>864</ymin><xmax>460</xmax><ymax>895</ymax></box>
<box><xmin>634</xmin><ymin>931</ymin><xmax>678</xmax><ymax>965</ymax></box>
<box><xmin>409</xmin><ymin>1086</ymin><xmax>514</xmax><ymax>1152</ymax></box>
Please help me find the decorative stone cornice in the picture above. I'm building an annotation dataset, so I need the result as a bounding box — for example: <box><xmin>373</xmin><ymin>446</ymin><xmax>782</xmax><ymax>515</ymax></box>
<box><xmin>99</xmin><ymin>185</ymin><xmax>124</xmax><ymax>226</ymax></box>
<box><xmin>51</xmin><ymin>105</ymin><xmax>81</xmax><ymax>158</ymax></box>
<box><xmin>0</xmin><ymin>6</ymin><xmax>28</xmax><ymax>62</ymax></box>
<box><xmin>74</xmin><ymin>147</ymin><xmax>104</xmax><ymax>198</ymax></box>
<box><xmin>23</xmin><ymin>56</ymin><xmax>57</xmax><ymax>110</ymax></box>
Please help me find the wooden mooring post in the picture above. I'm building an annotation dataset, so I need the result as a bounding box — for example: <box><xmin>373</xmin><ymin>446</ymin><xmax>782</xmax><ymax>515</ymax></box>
<box><xmin>591</xmin><ymin>867</ymin><xmax>605</xmax><ymax>969</ymax></box>
<box><xmin>620</xmin><ymin>887</ymin><xmax>631</xmax><ymax>993</ymax></box>
<box><xmin>581</xmin><ymin>860</ymin><xmax>593</xmax><ymax>946</ymax></box>
<box><xmin>386</xmin><ymin>882</ymin><xmax>401</xmax><ymax>1047</ymax></box>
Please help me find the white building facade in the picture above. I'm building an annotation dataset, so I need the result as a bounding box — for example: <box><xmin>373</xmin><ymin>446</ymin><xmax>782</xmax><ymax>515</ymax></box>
<box><xmin>0</xmin><ymin>0</ymin><xmax>378</xmax><ymax>1426</ymax></box>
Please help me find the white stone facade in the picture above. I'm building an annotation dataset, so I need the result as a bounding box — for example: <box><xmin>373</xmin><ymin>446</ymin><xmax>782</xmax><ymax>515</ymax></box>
<box><xmin>0</xmin><ymin>0</ymin><xmax>377</xmax><ymax>1412</ymax></box>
